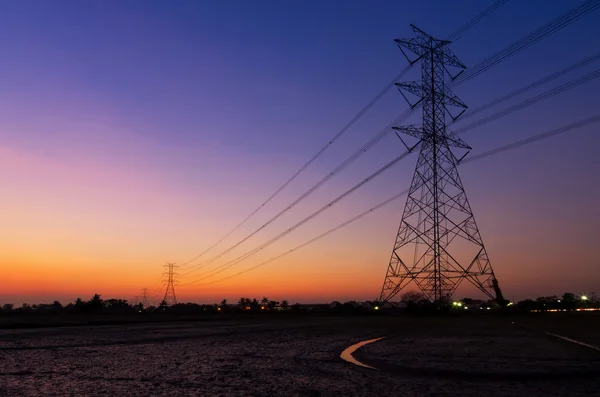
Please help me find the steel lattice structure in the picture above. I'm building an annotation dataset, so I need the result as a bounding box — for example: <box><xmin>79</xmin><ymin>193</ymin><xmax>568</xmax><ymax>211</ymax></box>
<box><xmin>163</xmin><ymin>262</ymin><xmax>178</xmax><ymax>305</ymax></box>
<box><xmin>141</xmin><ymin>288</ymin><xmax>149</xmax><ymax>308</ymax></box>
<box><xmin>379</xmin><ymin>25</ymin><xmax>505</xmax><ymax>305</ymax></box>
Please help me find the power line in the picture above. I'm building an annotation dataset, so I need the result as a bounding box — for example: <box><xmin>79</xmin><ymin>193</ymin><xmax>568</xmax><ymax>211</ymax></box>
<box><xmin>452</xmin><ymin>0</ymin><xmax>600</xmax><ymax>86</ymax></box>
<box><xmin>195</xmin><ymin>188</ymin><xmax>412</xmax><ymax>287</ymax></box>
<box><xmin>186</xmin><ymin>69</ymin><xmax>600</xmax><ymax>286</ymax></box>
<box><xmin>455</xmin><ymin>51</ymin><xmax>600</xmax><ymax>122</ymax></box>
<box><xmin>180</xmin><ymin>0</ymin><xmax>593</xmax><ymax>278</ymax></box>
<box><xmin>178</xmin><ymin>64</ymin><xmax>410</xmax><ymax>268</ymax></box>
<box><xmin>187</xmin><ymin>59</ymin><xmax>600</xmax><ymax>285</ymax></box>
<box><xmin>179</xmin><ymin>106</ymin><xmax>415</xmax><ymax>277</ymax></box>
<box><xmin>446</xmin><ymin>0</ymin><xmax>509</xmax><ymax>41</ymax></box>
<box><xmin>409</xmin><ymin>0</ymin><xmax>600</xmax><ymax>120</ymax></box>
<box><xmin>180</xmin><ymin>145</ymin><xmax>419</xmax><ymax>286</ymax></box>
<box><xmin>192</xmin><ymin>113</ymin><xmax>600</xmax><ymax>286</ymax></box>
<box><xmin>454</xmin><ymin>68</ymin><xmax>600</xmax><ymax>135</ymax></box>
<box><xmin>462</xmin><ymin>113</ymin><xmax>600</xmax><ymax>163</ymax></box>
<box><xmin>182</xmin><ymin>51</ymin><xmax>600</xmax><ymax>282</ymax></box>
<box><xmin>173</xmin><ymin>0</ymin><xmax>600</xmax><ymax>287</ymax></box>
<box><xmin>177</xmin><ymin>0</ymin><xmax>510</xmax><ymax>268</ymax></box>
<box><xmin>182</xmin><ymin>28</ymin><xmax>599</xmax><ymax>279</ymax></box>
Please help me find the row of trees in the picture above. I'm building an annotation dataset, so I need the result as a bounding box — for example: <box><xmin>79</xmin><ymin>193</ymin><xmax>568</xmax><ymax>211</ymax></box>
<box><xmin>403</xmin><ymin>292</ymin><xmax>598</xmax><ymax>311</ymax></box>
<box><xmin>1</xmin><ymin>292</ymin><xmax>598</xmax><ymax>317</ymax></box>
<box><xmin>511</xmin><ymin>292</ymin><xmax>598</xmax><ymax>311</ymax></box>
<box><xmin>233</xmin><ymin>297</ymin><xmax>290</xmax><ymax>311</ymax></box>
<box><xmin>0</xmin><ymin>295</ymin><xmax>299</xmax><ymax>317</ymax></box>
<box><xmin>1</xmin><ymin>294</ymin><xmax>143</xmax><ymax>315</ymax></box>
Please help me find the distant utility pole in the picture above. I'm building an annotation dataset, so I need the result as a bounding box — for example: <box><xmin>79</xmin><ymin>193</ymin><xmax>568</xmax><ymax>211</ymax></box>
<box><xmin>163</xmin><ymin>262</ymin><xmax>178</xmax><ymax>306</ymax></box>
<box><xmin>141</xmin><ymin>288</ymin><xmax>149</xmax><ymax>308</ymax></box>
<box><xmin>379</xmin><ymin>25</ymin><xmax>504</xmax><ymax>306</ymax></box>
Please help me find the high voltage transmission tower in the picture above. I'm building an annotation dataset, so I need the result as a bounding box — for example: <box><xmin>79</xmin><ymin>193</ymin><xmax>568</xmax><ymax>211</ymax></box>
<box><xmin>163</xmin><ymin>262</ymin><xmax>178</xmax><ymax>305</ymax></box>
<box><xmin>380</xmin><ymin>25</ymin><xmax>505</xmax><ymax>306</ymax></box>
<box><xmin>141</xmin><ymin>288</ymin><xmax>149</xmax><ymax>308</ymax></box>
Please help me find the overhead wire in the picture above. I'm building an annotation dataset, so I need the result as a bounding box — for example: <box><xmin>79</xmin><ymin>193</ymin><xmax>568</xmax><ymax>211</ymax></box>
<box><xmin>179</xmin><ymin>106</ymin><xmax>415</xmax><ymax>277</ymax></box>
<box><xmin>453</xmin><ymin>68</ymin><xmax>600</xmax><ymax>135</ymax></box>
<box><xmin>180</xmin><ymin>145</ymin><xmax>419</xmax><ymax>286</ymax></box>
<box><xmin>177</xmin><ymin>0</ymin><xmax>600</xmax><ymax>287</ymax></box>
<box><xmin>461</xmin><ymin>113</ymin><xmax>600</xmax><ymax>163</ymax></box>
<box><xmin>451</xmin><ymin>0</ymin><xmax>600</xmax><ymax>86</ymax></box>
<box><xmin>180</xmin><ymin>0</ymin><xmax>598</xmax><ymax>279</ymax></box>
<box><xmin>177</xmin><ymin>0</ymin><xmax>511</xmax><ymax>268</ymax></box>
<box><xmin>178</xmin><ymin>64</ymin><xmax>410</xmax><ymax>267</ymax></box>
<box><xmin>179</xmin><ymin>4</ymin><xmax>547</xmax><ymax>276</ymax></box>
<box><xmin>454</xmin><ymin>51</ymin><xmax>600</xmax><ymax>122</ymax></box>
<box><xmin>446</xmin><ymin>0</ymin><xmax>509</xmax><ymax>41</ymax></box>
<box><xmin>183</xmin><ymin>67</ymin><xmax>600</xmax><ymax>284</ymax></box>
<box><xmin>192</xmin><ymin>112</ymin><xmax>600</xmax><ymax>286</ymax></box>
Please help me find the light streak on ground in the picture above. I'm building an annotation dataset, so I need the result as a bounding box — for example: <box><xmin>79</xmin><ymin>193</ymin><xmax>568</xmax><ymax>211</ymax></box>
<box><xmin>340</xmin><ymin>336</ymin><xmax>386</xmax><ymax>370</ymax></box>
<box><xmin>545</xmin><ymin>332</ymin><xmax>600</xmax><ymax>352</ymax></box>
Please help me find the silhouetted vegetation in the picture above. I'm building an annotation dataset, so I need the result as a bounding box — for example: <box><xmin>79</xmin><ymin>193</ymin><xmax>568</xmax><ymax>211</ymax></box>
<box><xmin>1</xmin><ymin>291</ymin><xmax>598</xmax><ymax>328</ymax></box>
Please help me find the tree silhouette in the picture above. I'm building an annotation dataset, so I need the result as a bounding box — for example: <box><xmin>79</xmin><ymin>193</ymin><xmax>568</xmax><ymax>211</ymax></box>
<box><xmin>562</xmin><ymin>292</ymin><xmax>576</xmax><ymax>310</ymax></box>
<box><xmin>281</xmin><ymin>300</ymin><xmax>289</xmax><ymax>310</ymax></box>
<box><xmin>74</xmin><ymin>298</ymin><xmax>85</xmax><ymax>309</ymax></box>
<box><xmin>238</xmin><ymin>297</ymin><xmax>252</xmax><ymax>310</ymax></box>
<box><xmin>86</xmin><ymin>294</ymin><xmax>104</xmax><ymax>313</ymax></box>
<box><xmin>158</xmin><ymin>300</ymin><xmax>168</xmax><ymax>311</ymax></box>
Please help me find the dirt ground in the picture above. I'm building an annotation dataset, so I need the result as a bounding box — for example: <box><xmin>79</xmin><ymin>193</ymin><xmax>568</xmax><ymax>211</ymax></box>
<box><xmin>0</xmin><ymin>314</ymin><xmax>598</xmax><ymax>396</ymax></box>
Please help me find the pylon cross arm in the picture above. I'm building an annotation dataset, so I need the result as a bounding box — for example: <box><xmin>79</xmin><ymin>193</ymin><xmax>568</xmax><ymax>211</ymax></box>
<box><xmin>393</xmin><ymin>125</ymin><xmax>423</xmax><ymax>140</ymax></box>
<box><xmin>443</xmin><ymin>89</ymin><xmax>468</xmax><ymax>109</ymax></box>
<box><xmin>440</xmin><ymin>49</ymin><xmax>467</xmax><ymax>70</ymax></box>
<box><xmin>444</xmin><ymin>130</ymin><xmax>471</xmax><ymax>149</ymax></box>
<box><xmin>394</xmin><ymin>38</ymin><xmax>427</xmax><ymax>61</ymax></box>
<box><xmin>395</xmin><ymin>81</ymin><xmax>424</xmax><ymax>98</ymax></box>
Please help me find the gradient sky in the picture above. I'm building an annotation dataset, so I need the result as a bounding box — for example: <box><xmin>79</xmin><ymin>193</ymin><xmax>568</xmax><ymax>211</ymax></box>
<box><xmin>1</xmin><ymin>0</ymin><xmax>599</xmax><ymax>305</ymax></box>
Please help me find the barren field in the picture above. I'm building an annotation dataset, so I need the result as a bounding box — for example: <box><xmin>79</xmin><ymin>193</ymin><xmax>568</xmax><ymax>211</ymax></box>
<box><xmin>0</xmin><ymin>314</ymin><xmax>598</xmax><ymax>396</ymax></box>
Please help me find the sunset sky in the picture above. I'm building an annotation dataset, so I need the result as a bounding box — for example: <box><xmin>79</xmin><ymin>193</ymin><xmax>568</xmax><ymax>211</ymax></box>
<box><xmin>1</xmin><ymin>0</ymin><xmax>599</xmax><ymax>305</ymax></box>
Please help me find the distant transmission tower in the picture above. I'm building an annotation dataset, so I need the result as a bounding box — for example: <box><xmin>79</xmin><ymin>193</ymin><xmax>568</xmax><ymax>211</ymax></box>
<box><xmin>163</xmin><ymin>262</ymin><xmax>178</xmax><ymax>305</ymax></box>
<box><xmin>380</xmin><ymin>25</ymin><xmax>505</xmax><ymax>305</ymax></box>
<box><xmin>141</xmin><ymin>288</ymin><xmax>149</xmax><ymax>308</ymax></box>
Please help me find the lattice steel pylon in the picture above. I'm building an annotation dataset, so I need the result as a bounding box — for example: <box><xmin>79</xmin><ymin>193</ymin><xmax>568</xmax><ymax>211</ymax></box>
<box><xmin>379</xmin><ymin>25</ymin><xmax>505</xmax><ymax>306</ymax></box>
<box><xmin>163</xmin><ymin>262</ymin><xmax>178</xmax><ymax>305</ymax></box>
<box><xmin>141</xmin><ymin>288</ymin><xmax>149</xmax><ymax>308</ymax></box>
